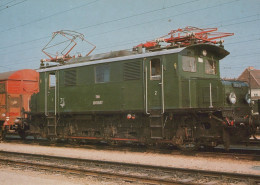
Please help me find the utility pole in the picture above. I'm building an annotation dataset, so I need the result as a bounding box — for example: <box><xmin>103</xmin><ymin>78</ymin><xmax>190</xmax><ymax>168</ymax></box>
<box><xmin>249</xmin><ymin>67</ymin><xmax>252</xmax><ymax>103</ymax></box>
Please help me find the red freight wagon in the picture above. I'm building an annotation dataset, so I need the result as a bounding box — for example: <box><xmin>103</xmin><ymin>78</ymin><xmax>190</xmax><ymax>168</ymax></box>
<box><xmin>0</xmin><ymin>69</ymin><xmax>39</xmax><ymax>138</ymax></box>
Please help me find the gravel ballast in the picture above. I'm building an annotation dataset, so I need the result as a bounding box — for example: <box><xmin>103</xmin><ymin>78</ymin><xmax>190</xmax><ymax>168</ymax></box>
<box><xmin>0</xmin><ymin>143</ymin><xmax>259</xmax><ymax>175</ymax></box>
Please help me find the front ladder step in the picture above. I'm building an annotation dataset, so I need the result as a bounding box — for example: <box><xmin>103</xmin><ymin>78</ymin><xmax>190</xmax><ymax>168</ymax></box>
<box><xmin>47</xmin><ymin>116</ymin><xmax>57</xmax><ymax>136</ymax></box>
<box><xmin>149</xmin><ymin>115</ymin><xmax>163</xmax><ymax>139</ymax></box>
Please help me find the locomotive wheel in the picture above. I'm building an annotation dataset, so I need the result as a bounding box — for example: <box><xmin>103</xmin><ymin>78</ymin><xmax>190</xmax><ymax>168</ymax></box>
<box><xmin>177</xmin><ymin>139</ymin><xmax>200</xmax><ymax>151</ymax></box>
<box><xmin>18</xmin><ymin>130</ymin><xmax>28</xmax><ymax>140</ymax></box>
<box><xmin>47</xmin><ymin>137</ymin><xmax>57</xmax><ymax>143</ymax></box>
<box><xmin>175</xmin><ymin>116</ymin><xmax>200</xmax><ymax>151</ymax></box>
<box><xmin>174</xmin><ymin>129</ymin><xmax>200</xmax><ymax>151</ymax></box>
<box><xmin>223</xmin><ymin>128</ymin><xmax>230</xmax><ymax>151</ymax></box>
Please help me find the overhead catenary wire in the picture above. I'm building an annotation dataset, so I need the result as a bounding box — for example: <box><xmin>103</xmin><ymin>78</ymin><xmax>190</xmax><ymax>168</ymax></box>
<box><xmin>0</xmin><ymin>0</ymin><xmax>259</xmax><ymax>76</ymax></box>
<box><xmin>0</xmin><ymin>0</ymin><xmax>28</xmax><ymax>11</ymax></box>
<box><xmin>0</xmin><ymin>16</ymin><xmax>258</xmax><ymax>53</ymax></box>
<box><xmin>0</xmin><ymin>0</ymin><xmax>239</xmax><ymax>49</ymax></box>
<box><xmin>1</xmin><ymin>20</ymin><xmax>260</xmax><ymax>68</ymax></box>
<box><xmin>77</xmin><ymin>0</ymin><xmax>200</xmax><ymax>30</ymax></box>
<box><xmin>0</xmin><ymin>0</ymin><xmax>100</xmax><ymax>33</ymax></box>
<box><xmin>0</xmin><ymin>0</ymin><xmax>16</xmax><ymax>8</ymax></box>
<box><xmin>0</xmin><ymin>0</ymin><xmax>246</xmax><ymax>54</ymax></box>
<box><xmin>0</xmin><ymin>0</ymin><xmax>199</xmax><ymax>50</ymax></box>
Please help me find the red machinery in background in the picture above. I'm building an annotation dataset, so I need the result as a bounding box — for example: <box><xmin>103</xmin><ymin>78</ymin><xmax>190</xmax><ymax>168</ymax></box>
<box><xmin>0</xmin><ymin>69</ymin><xmax>39</xmax><ymax>138</ymax></box>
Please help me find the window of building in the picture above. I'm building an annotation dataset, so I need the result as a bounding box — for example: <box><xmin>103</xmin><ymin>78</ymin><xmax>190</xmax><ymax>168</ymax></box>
<box><xmin>205</xmin><ymin>59</ymin><xmax>216</xmax><ymax>74</ymax></box>
<box><xmin>150</xmin><ymin>58</ymin><xmax>161</xmax><ymax>80</ymax></box>
<box><xmin>49</xmin><ymin>73</ymin><xmax>56</xmax><ymax>88</ymax></box>
<box><xmin>95</xmin><ymin>65</ymin><xmax>110</xmax><ymax>83</ymax></box>
<box><xmin>182</xmin><ymin>56</ymin><xmax>196</xmax><ymax>72</ymax></box>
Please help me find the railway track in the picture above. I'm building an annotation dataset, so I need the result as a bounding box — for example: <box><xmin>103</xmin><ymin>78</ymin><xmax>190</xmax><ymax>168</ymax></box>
<box><xmin>0</xmin><ymin>151</ymin><xmax>259</xmax><ymax>185</ymax></box>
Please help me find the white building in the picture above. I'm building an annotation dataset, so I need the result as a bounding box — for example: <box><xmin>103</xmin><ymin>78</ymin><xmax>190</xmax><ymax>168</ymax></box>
<box><xmin>237</xmin><ymin>67</ymin><xmax>260</xmax><ymax>100</ymax></box>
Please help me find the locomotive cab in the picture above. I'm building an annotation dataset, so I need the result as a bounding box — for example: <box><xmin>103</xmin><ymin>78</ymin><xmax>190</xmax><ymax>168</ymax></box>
<box><xmin>178</xmin><ymin>44</ymin><xmax>229</xmax><ymax>79</ymax></box>
<box><xmin>176</xmin><ymin>44</ymin><xmax>229</xmax><ymax>109</ymax></box>
<box><xmin>164</xmin><ymin>44</ymin><xmax>253</xmax><ymax>149</ymax></box>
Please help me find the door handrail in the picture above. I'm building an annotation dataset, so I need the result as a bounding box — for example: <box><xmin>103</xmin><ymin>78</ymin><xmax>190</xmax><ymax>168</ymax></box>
<box><xmin>161</xmin><ymin>64</ymin><xmax>165</xmax><ymax>114</ymax></box>
<box><xmin>145</xmin><ymin>66</ymin><xmax>150</xmax><ymax>115</ymax></box>
<box><xmin>45</xmin><ymin>72</ymin><xmax>48</xmax><ymax>116</ymax></box>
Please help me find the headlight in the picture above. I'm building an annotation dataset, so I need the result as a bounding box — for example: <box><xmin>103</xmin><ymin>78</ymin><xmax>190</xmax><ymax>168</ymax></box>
<box><xmin>229</xmin><ymin>92</ymin><xmax>236</xmax><ymax>104</ymax></box>
<box><xmin>245</xmin><ymin>93</ymin><xmax>251</xmax><ymax>104</ymax></box>
<box><xmin>1</xmin><ymin>113</ymin><xmax>5</xmax><ymax>117</ymax></box>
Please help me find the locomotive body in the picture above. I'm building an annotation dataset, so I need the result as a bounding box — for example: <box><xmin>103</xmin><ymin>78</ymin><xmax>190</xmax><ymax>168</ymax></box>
<box><xmin>27</xmin><ymin>43</ymin><xmax>253</xmax><ymax>149</ymax></box>
<box><xmin>0</xmin><ymin>69</ymin><xmax>39</xmax><ymax>139</ymax></box>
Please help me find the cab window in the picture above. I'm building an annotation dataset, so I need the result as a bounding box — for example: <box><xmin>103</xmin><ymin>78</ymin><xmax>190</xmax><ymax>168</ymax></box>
<box><xmin>150</xmin><ymin>58</ymin><xmax>161</xmax><ymax>80</ymax></box>
<box><xmin>182</xmin><ymin>56</ymin><xmax>196</xmax><ymax>72</ymax></box>
<box><xmin>49</xmin><ymin>73</ymin><xmax>56</xmax><ymax>88</ymax></box>
<box><xmin>205</xmin><ymin>59</ymin><xmax>216</xmax><ymax>74</ymax></box>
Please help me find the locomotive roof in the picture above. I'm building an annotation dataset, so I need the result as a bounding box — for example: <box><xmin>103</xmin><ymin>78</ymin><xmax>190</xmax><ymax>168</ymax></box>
<box><xmin>38</xmin><ymin>43</ymin><xmax>229</xmax><ymax>73</ymax></box>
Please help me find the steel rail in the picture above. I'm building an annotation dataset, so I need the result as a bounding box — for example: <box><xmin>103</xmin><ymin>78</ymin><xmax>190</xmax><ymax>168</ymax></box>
<box><xmin>0</xmin><ymin>151</ymin><xmax>259</xmax><ymax>184</ymax></box>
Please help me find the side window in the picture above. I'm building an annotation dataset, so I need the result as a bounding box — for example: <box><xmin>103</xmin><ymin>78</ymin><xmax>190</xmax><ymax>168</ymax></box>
<box><xmin>95</xmin><ymin>65</ymin><xmax>110</xmax><ymax>83</ymax></box>
<box><xmin>182</xmin><ymin>56</ymin><xmax>196</xmax><ymax>72</ymax></box>
<box><xmin>49</xmin><ymin>73</ymin><xmax>56</xmax><ymax>88</ymax></box>
<box><xmin>150</xmin><ymin>58</ymin><xmax>161</xmax><ymax>80</ymax></box>
<box><xmin>205</xmin><ymin>59</ymin><xmax>216</xmax><ymax>74</ymax></box>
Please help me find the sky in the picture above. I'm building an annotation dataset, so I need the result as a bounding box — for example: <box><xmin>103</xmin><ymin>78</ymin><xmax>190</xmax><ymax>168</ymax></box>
<box><xmin>0</xmin><ymin>0</ymin><xmax>259</xmax><ymax>78</ymax></box>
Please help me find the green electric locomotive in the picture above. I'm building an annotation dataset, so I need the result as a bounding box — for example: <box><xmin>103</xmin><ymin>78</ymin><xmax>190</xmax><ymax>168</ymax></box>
<box><xmin>27</xmin><ymin>27</ymin><xmax>255</xmax><ymax>150</ymax></box>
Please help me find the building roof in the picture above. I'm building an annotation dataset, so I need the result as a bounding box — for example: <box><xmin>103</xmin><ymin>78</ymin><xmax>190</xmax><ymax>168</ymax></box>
<box><xmin>237</xmin><ymin>67</ymin><xmax>260</xmax><ymax>89</ymax></box>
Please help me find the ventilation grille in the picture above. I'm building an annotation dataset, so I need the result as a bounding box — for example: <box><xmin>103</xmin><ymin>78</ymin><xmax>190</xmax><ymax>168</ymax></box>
<box><xmin>123</xmin><ymin>61</ymin><xmax>141</xmax><ymax>81</ymax></box>
<box><xmin>64</xmin><ymin>70</ymin><xmax>76</xmax><ymax>86</ymax></box>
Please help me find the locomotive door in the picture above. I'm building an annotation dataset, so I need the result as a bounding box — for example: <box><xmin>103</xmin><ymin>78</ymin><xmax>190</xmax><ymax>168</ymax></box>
<box><xmin>45</xmin><ymin>71</ymin><xmax>58</xmax><ymax>116</ymax></box>
<box><xmin>145</xmin><ymin>57</ymin><xmax>164</xmax><ymax>139</ymax></box>
<box><xmin>45</xmin><ymin>71</ymin><xmax>58</xmax><ymax>136</ymax></box>
<box><xmin>145</xmin><ymin>57</ymin><xmax>164</xmax><ymax>113</ymax></box>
